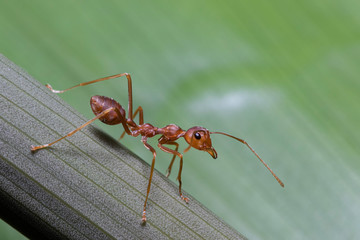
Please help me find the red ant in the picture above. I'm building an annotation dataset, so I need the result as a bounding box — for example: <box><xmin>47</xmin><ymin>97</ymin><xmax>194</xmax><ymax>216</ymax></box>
<box><xmin>31</xmin><ymin>73</ymin><xmax>284</xmax><ymax>223</ymax></box>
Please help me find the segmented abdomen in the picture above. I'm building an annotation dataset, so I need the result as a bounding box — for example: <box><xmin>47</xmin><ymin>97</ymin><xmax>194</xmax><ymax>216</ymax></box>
<box><xmin>90</xmin><ymin>95</ymin><xmax>126</xmax><ymax>125</ymax></box>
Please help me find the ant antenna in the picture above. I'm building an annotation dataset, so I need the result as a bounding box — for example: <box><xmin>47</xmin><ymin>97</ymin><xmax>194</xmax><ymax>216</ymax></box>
<box><xmin>210</xmin><ymin>132</ymin><xmax>284</xmax><ymax>187</ymax></box>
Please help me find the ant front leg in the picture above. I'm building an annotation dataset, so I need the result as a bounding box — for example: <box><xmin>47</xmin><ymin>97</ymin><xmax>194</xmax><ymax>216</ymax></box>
<box><xmin>163</xmin><ymin>142</ymin><xmax>179</xmax><ymax>178</ymax></box>
<box><xmin>158</xmin><ymin>143</ymin><xmax>189</xmax><ymax>203</ymax></box>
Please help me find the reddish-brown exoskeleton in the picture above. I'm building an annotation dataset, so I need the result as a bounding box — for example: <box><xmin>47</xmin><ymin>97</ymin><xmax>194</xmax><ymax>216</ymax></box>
<box><xmin>31</xmin><ymin>73</ymin><xmax>284</xmax><ymax>223</ymax></box>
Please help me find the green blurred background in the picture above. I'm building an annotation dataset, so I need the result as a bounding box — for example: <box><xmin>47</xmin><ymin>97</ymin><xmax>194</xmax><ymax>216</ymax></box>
<box><xmin>1</xmin><ymin>0</ymin><xmax>360</xmax><ymax>239</ymax></box>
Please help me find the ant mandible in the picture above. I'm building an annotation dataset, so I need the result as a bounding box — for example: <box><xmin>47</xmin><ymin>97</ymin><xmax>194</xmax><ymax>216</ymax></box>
<box><xmin>31</xmin><ymin>73</ymin><xmax>284</xmax><ymax>223</ymax></box>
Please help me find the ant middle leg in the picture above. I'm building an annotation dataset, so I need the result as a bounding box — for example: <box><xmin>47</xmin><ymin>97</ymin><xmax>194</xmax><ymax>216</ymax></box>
<box><xmin>176</xmin><ymin>156</ymin><xmax>189</xmax><ymax>203</ymax></box>
<box><xmin>141</xmin><ymin>136</ymin><xmax>157</xmax><ymax>223</ymax></box>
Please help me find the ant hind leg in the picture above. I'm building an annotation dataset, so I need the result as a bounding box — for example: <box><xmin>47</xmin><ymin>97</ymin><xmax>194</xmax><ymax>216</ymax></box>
<box><xmin>31</xmin><ymin>107</ymin><xmax>115</xmax><ymax>151</ymax></box>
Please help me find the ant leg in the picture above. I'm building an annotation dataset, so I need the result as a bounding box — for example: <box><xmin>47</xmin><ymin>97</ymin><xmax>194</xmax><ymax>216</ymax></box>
<box><xmin>134</xmin><ymin>106</ymin><xmax>144</xmax><ymax>125</ymax></box>
<box><xmin>119</xmin><ymin>106</ymin><xmax>143</xmax><ymax>140</ymax></box>
<box><xmin>176</xmin><ymin>156</ymin><xmax>189</xmax><ymax>203</ymax></box>
<box><xmin>31</xmin><ymin>107</ymin><xmax>115</xmax><ymax>151</ymax></box>
<box><xmin>46</xmin><ymin>72</ymin><xmax>135</xmax><ymax>121</ymax></box>
<box><xmin>141</xmin><ymin>136</ymin><xmax>157</xmax><ymax>223</ymax></box>
<box><xmin>113</xmin><ymin>108</ymin><xmax>134</xmax><ymax>137</ymax></box>
<box><xmin>158</xmin><ymin>143</ymin><xmax>188</xmax><ymax>203</ymax></box>
<box><xmin>46</xmin><ymin>73</ymin><xmax>130</xmax><ymax>93</ymax></box>
<box><xmin>162</xmin><ymin>142</ymin><xmax>179</xmax><ymax>178</ymax></box>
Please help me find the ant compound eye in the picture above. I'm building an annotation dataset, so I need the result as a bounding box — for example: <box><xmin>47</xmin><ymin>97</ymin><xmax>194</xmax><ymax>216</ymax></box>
<box><xmin>194</xmin><ymin>132</ymin><xmax>201</xmax><ymax>140</ymax></box>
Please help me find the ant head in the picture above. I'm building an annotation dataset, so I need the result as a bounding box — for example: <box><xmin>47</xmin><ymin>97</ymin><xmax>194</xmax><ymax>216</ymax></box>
<box><xmin>184</xmin><ymin>126</ymin><xmax>217</xmax><ymax>159</ymax></box>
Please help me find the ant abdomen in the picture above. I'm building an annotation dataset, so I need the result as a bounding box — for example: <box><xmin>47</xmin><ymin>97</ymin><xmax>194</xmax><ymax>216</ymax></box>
<box><xmin>90</xmin><ymin>95</ymin><xmax>125</xmax><ymax>125</ymax></box>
